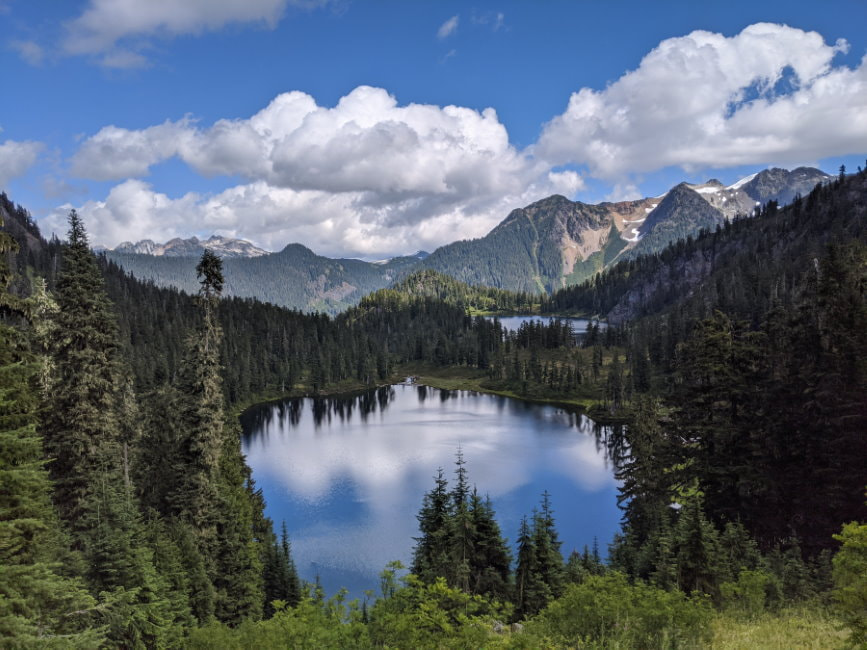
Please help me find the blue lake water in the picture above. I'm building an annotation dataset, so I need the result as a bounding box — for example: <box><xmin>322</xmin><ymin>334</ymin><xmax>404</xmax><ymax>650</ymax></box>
<box><xmin>241</xmin><ymin>385</ymin><xmax>623</xmax><ymax>599</ymax></box>
<box><xmin>486</xmin><ymin>315</ymin><xmax>604</xmax><ymax>333</ymax></box>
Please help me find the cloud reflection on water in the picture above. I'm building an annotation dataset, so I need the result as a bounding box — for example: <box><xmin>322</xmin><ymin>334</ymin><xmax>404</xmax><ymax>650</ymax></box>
<box><xmin>242</xmin><ymin>386</ymin><xmax>620</xmax><ymax>596</ymax></box>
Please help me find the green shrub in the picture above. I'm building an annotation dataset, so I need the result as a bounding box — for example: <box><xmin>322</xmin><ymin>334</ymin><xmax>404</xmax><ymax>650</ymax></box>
<box><xmin>719</xmin><ymin>569</ymin><xmax>779</xmax><ymax>617</ymax></box>
<box><xmin>522</xmin><ymin>572</ymin><xmax>712</xmax><ymax>649</ymax></box>
<box><xmin>186</xmin><ymin>595</ymin><xmax>369</xmax><ymax>649</ymax></box>
<box><xmin>833</xmin><ymin>521</ymin><xmax>867</xmax><ymax>647</ymax></box>
<box><xmin>367</xmin><ymin>575</ymin><xmax>510</xmax><ymax>649</ymax></box>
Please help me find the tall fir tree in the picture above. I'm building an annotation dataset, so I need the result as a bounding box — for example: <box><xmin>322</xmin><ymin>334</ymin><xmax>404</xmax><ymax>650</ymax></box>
<box><xmin>40</xmin><ymin>210</ymin><xmax>123</xmax><ymax>536</ymax></box>
<box><xmin>39</xmin><ymin>211</ymin><xmax>184</xmax><ymax>646</ymax></box>
<box><xmin>514</xmin><ymin>515</ymin><xmax>544</xmax><ymax>620</ymax></box>
<box><xmin>0</xmin><ymin>211</ymin><xmax>102</xmax><ymax>647</ymax></box>
<box><xmin>168</xmin><ymin>250</ymin><xmax>264</xmax><ymax>623</ymax></box>
<box><xmin>412</xmin><ymin>467</ymin><xmax>452</xmax><ymax>583</ymax></box>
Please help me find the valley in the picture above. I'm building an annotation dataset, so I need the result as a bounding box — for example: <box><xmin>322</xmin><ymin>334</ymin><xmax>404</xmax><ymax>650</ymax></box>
<box><xmin>1</xmin><ymin>166</ymin><xmax>865</xmax><ymax>647</ymax></box>
<box><xmin>103</xmin><ymin>166</ymin><xmax>830</xmax><ymax>313</ymax></box>
<box><xmin>3</xmin><ymin>6</ymin><xmax>866</xmax><ymax>646</ymax></box>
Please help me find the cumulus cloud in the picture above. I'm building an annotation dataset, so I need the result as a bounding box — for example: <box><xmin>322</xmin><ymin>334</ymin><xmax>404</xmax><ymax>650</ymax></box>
<box><xmin>47</xmin><ymin>167</ymin><xmax>581</xmax><ymax>257</ymax></box>
<box><xmin>437</xmin><ymin>15</ymin><xmax>459</xmax><ymax>39</ymax></box>
<box><xmin>537</xmin><ymin>23</ymin><xmax>867</xmax><ymax>179</ymax></box>
<box><xmin>63</xmin><ymin>0</ymin><xmax>322</xmax><ymax>66</ymax></box>
<box><xmin>0</xmin><ymin>139</ymin><xmax>43</xmax><ymax>187</ymax></box>
<box><xmin>66</xmin><ymin>86</ymin><xmax>583</xmax><ymax>255</ymax></box>
<box><xmin>71</xmin><ymin>120</ymin><xmax>193</xmax><ymax>180</ymax></box>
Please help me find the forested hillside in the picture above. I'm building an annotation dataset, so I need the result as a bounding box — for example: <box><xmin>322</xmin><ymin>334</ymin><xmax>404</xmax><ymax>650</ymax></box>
<box><xmin>106</xmin><ymin>244</ymin><xmax>423</xmax><ymax>314</ymax></box>
<box><xmin>414</xmin><ymin>167</ymin><xmax>829</xmax><ymax>293</ymax></box>
<box><xmin>1</xmin><ymin>168</ymin><xmax>865</xmax><ymax>646</ymax></box>
<box><xmin>546</xmin><ymin>167</ymin><xmax>867</xmax><ymax>324</ymax></box>
<box><xmin>102</xmin><ymin>167</ymin><xmax>831</xmax><ymax>313</ymax></box>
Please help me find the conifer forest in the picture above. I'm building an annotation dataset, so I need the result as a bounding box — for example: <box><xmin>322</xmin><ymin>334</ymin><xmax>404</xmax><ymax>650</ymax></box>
<box><xmin>0</xmin><ymin>162</ymin><xmax>865</xmax><ymax>648</ymax></box>
<box><xmin>6</xmin><ymin>10</ymin><xmax>867</xmax><ymax>650</ymax></box>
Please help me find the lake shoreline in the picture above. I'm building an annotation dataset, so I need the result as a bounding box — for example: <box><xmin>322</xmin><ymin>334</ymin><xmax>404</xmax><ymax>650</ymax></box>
<box><xmin>240</xmin><ymin>383</ymin><xmax>623</xmax><ymax>600</ymax></box>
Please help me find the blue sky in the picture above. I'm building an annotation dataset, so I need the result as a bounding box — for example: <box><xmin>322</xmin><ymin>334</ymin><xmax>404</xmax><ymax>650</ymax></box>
<box><xmin>1</xmin><ymin>0</ymin><xmax>866</xmax><ymax>257</ymax></box>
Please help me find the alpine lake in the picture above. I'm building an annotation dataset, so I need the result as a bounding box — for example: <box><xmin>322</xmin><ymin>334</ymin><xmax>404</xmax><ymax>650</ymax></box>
<box><xmin>241</xmin><ymin>377</ymin><xmax>624</xmax><ymax>601</ymax></box>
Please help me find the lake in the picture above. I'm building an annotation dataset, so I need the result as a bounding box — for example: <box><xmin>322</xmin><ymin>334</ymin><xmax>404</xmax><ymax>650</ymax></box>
<box><xmin>241</xmin><ymin>385</ymin><xmax>623</xmax><ymax>599</ymax></box>
<box><xmin>485</xmin><ymin>315</ymin><xmax>605</xmax><ymax>334</ymax></box>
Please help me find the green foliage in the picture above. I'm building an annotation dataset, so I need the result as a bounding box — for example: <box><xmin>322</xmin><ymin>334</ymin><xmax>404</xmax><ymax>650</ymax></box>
<box><xmin>107</xmin><ymin>243</ymin><xmax>423</xmax><ymax>315</ymax></box>
<box><xmin>720</xmin><ymin>570</ymin><xmax>779</xmax><ymax>617</ymax></box>
<box><xmin>412</xmin><ymin>454</ymin><xmax>512</xmax><ymax>602</ymax></box>
<box><xmin>187</xmin><ymin>594</ymin><xmax>369</xmax><ymax>649</ymax></box>
<box><xmin>368</xmin><ymin>574</ymin><xmax>509</xmax><ymax>649</ymax></box>
<box><xmin>833</xmin><ymin>521</ymin><xmax>867</xmax><ymax>647</ymax></box>
<box><xmin>0</xmin><ymin>214</ymin><xmax>103</xmax><ymax>648</ymax></box>
<box><xmin>522</xmin><ymin>573</ymin><xmax>713</xmax><ymax>649</ymax></box>
<box><xmin>388</xmin><ymin>269</ymin><xmax>537</xmax><ymax>313</ymax></box>
<box><xmin>41</xmin><ymin>210</ymin><xmax>124</xmax><ymax>535</ymax></box>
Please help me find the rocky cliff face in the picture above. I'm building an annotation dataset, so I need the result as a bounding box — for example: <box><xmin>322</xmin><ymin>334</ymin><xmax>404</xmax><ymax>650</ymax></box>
<box><xmin>740</xmin><ymin>167</ymin><xmax>829</xmax><ymax>205</ymax></box>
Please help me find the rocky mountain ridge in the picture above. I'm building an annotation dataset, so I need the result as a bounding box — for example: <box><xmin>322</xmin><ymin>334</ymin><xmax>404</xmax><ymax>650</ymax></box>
<box><xmin>103</xmin><ymin>166</ymin><xmax>830</xmax><ymax>312</ymax></box>
<box><xmin>112</xmin><ymin>234</ymin><xmax>269</xmax><ymax>258</ymax></box>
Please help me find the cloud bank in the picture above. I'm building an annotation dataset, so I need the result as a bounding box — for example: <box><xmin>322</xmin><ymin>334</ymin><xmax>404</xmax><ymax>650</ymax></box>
<box><xmin>58</xmin><ymin>86</ymin><xmax>582</xmax><ymax>254</ymax></box>
<box><xmin>537</xmin><ymin>23</ymin><xmax>867</xmax><ymax>179</ymax></box>
<box><xmin>53</xmin><ymin>23</ymin><xmax>867</xmax><ymax>257</ymax></box>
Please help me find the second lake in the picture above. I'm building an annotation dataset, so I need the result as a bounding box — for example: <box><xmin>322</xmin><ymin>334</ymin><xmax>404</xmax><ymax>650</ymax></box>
<box><xmin>241</xmin><ymin>385</ymin><xmax>624</xmax><ymax>599</ymax></box>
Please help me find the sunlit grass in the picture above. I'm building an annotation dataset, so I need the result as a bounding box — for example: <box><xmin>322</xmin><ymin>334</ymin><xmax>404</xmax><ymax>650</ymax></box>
<box><xmin>710</xmin><ymin>607</ymin><xmax>847</xmax><ymax>650</ymax></box>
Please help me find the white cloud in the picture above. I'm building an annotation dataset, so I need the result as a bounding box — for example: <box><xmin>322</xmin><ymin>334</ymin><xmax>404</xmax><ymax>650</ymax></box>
<box><xmin>62</xmin><ymin>0</ymin><xmax>323</xmax><ymax>65</ymax></box>
<box><xmin>0</xmin><ymin>139</ymin><xmax>43</xmax><ymax>187</ymax></box>
<box><xmin>9</xmin><ymin>39</ymin><xmax>45</xmax><ymax>66</ymax></box>
<box><xmin>65</xmin><ymin>86</ymin><xmax>584</xmax><ymax>255</ymax></box>
<box><xmin>71</xmin><ymin>119</ymin><xmax>193</xmax><ymax>180</ymax></box>
<box><xmin>537</xmin><ymin>23</ymin><xmax>867</xmax><ymax>179</ymax></box>
<box><xmin>437</xmin><ymin>15</ymin><xmax>459</xmax><ymax>39</ymax></box>
<box><xmin>48</xmin><ymin>170</ymin><xmax>581</xmax><ymax>258</ymax></box>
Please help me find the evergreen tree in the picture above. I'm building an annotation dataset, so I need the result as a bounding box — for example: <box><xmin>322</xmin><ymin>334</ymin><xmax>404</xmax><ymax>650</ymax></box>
<box><xmin>40</xmin><ymin>210</ymin><xmax>123</xmax><ymax>535</ymax></box>
<box><xmin>0</xmin><ymin>212</ymin><xmax>102</xmax><ymax>647</ymax></box>
<box><xmin>263</xmin><ymin>522</ymin><xmax>301</xmax><ymax>617</ymax></box>
<box><xmin>412</xmin><ymin>468</ymin><xmax>452</xmax><ymax>583</ymax></box>
<box><xmin>168</xmin><ymin>251</ymin><xmax>227</xmax><ymax>531</ymax></box>
<box><xmin>674</xmin><ymin>497</ymin><xmax>722</xmax><ymax>597</ymax></box>
<box><xmin>514</xmin><ymin>515</ymin><xmax>545</xmax><ymax>620</ymax></box>
<box><xmin>449</xmin><ymin>450</ymin><xmax>474</xmax><ymax>592</ymax></box>
<box><xmin>40</xmin><ymin>211</ymin><xmax>185</xmax><ymax>646</ymax></box>
<box><xmin>533</xmin><ymin>492</ymin><xmax>565</xmax><ymax>600</ymax></box>
<box><xmin>468</xmin><ymin>491</ymin><xmax>511</xmax><ymax>601</ymax></box>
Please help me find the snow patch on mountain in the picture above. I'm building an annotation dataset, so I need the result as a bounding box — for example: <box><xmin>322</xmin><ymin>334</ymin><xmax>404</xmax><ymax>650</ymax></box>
<box><xmin>727</xmin><ymin>172</ymin><xmax>758</xmax><ymax>190</ymax></box>
<box><xmin>112</xmin><ymin>235</ymin><xmax>269</xmax><ymax>258</ymax></box>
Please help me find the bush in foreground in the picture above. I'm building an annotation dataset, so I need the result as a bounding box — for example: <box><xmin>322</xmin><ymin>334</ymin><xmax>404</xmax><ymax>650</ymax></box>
<box><xmin>519</xmin><ymin>573</ymin><xmax>713</xmax><ymax>649</ymax></box>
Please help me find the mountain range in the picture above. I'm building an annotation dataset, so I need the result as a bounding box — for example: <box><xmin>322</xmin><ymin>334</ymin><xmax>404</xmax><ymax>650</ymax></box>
<box><xmin>103</xmin><ymin>166</ymin><xmax>829</xmax><ymax>312</ymax></box>
<box><xmin>107</xmin><ymin>234</ymin><xmax>269</xmax><ymax>258</ymax></box>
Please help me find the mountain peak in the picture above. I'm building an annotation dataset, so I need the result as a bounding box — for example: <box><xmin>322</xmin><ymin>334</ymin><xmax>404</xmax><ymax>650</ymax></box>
<box><xmin>740</xmin><ymin>166</ymin><xmax>830</xmax><ymax>205</ymax></box>
<box><xmin>112</xmin><ymin>235</ymin><xmax>268</xmax><ymax>258</ymax></box>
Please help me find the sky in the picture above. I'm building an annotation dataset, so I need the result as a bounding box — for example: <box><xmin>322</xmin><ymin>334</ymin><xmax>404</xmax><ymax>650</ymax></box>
<box><xmin>1</xmin><ymin>1</ymin><xmax>866</xmax><ymax>259</ymax></box>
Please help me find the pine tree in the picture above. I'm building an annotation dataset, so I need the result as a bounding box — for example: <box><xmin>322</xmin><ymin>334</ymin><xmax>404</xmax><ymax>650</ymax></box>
<box><xmin>39</xmin><ymin>211</ymin><xmax>184</xmax><ymax>646</ymax></box>
<box><xmin>263</xmin><ymin>522</ymin><xmax>301</xmax><ymax>616</ymax></box>
<box><xmin>412</xmin><ymin>468</ymin><xmax>452</xmax><ymax>582</ymax></box>
<box><xmin>514</xmin><ymin>515</ymin><xmax>545</xmax><ymax>620</ymax></box>
<box><xmin>674</xmin><ymin>497</ymin><xmax>722</xmax><ymax>597</ymax></box>
<box><xmin>0</xmin><ymin>213</ymin><xmax>103</xmax><ymax>647</ymax></box>
<box><xmin>41</xmin><ymin>210</ymin><xmax>123</xmax><ymax>535</ymax></box>
<box><xmin>449</xmin><ymin>450</ymin><xmax>474</xmax><ymax>592</ymax></box>
<box><xmin>533</xmin><ymin>491</ymin><xmax>565</xmax><ymax>599</ymax></box>
<box><xmin>468</xmin><ymin>491</ymin><xmax>511</xmax><ymax>601</ymax></box>
<box><xmin>169</xmin><ymin>251</ymin><xmax>227</xmax><ymax>531</ymax></box>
